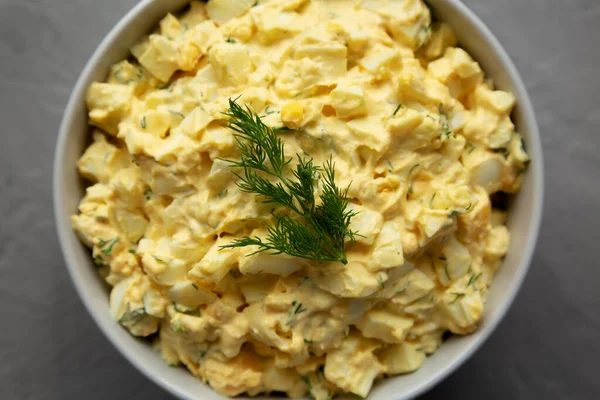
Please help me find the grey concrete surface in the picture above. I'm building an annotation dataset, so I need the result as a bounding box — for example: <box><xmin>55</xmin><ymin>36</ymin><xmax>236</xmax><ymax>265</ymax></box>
<box><xmin>0</xmin><ymin>0</ymin><xmax>598</xmax><ymax>399</ymax></box>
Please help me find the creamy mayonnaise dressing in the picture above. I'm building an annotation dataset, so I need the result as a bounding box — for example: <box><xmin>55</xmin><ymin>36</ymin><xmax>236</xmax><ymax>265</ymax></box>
<box><xmin>72</xmin><ymin>0</ymin><xmax>529</xmax><ymax>398</ymax></box>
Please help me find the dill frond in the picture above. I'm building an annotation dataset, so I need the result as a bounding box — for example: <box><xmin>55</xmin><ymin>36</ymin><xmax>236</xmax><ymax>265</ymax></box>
<box><xmin>219</xmin><ymin>98</ymin><xmax>358</xmax><ymax>264</ymax></box>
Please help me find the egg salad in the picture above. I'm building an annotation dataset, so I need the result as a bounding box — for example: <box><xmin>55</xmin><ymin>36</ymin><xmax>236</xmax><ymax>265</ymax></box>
<box><xmin>72</xmin><ymin>0</ymin><xmax>530</xmax><ymax>398</ymax></box>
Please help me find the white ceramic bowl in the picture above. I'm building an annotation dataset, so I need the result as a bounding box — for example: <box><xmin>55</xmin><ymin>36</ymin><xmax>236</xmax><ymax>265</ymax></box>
<box><xmin>53</xmin><ymin>1</ymin><xmax>544</xmax><ymax>399</ymax></box>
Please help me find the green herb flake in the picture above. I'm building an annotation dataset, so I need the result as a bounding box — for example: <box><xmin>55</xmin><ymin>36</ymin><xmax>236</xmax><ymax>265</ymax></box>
<box><xmin>118</xmin><ymin>307</ymin><xmax>146</xmax><ymax>325</ymax></box>
<box><xmin>304</xmin><ymin>338</ymin><xmax>313</xmax><ymax>344</ymax></box>
<box><xmin>264</xmin><ymin>105</ymin><xmax>278</xmax><ymax>115</ymax></box>
<box><xmin>467</xmin><ymin>273</ymin><xmax>482</xmax><ymax>288</ymax></box>
<box><xmin>466</xmin><ymin>141</ymin><xmax>477</xmax><ymax>154</ymax></box>
<box><xmin>301</xmin><ymin>376</ymin><xmax>312</xmax><ymax>390</ymax></box>
<box><xmin>392</xmin><ymin>104</ymin><xmax>403</xmax><ymax>116</ymax></box>
<box><xmin>396</xmin><ymin>282</ymin><xmax>410</xmax><ymax>295</ymax></box>
<box><xmin>128</xmin><ymin>249</ymin><xmax>136</xmax><ymax>254</ymax></box>
<box><xmin>449</xmin><ymin>292</ymin><xmax>466</xmax><ymax>305</ymax></box>
<box><xmin>286</xmin><ymin>301</ymin><xmax>308</xmax><ymax>325</ymax></box>
<box><xmin>225</xmin><ymin>37</ymin><xmax>237</xmax><ymax>43</ymax></box>
<box><xmin>168</xmin><ymin>110</ymin><xmax>185</xmax><ymax>119</ymax></box>
<box><xmin>135</xmin><ymin>66</ymin><xmax>144</xmax><ymax>79</ymax></box>
<box><xmin>385</xmin><ymin>159</ymin><xmax>394</xmax><ymax>172</ymax></box>
<box><xmin>430</xmin><ymin>193</ymin><xmax>436</xmax><ymax>208</ymax></box>
<box><xmin>449</xmin><ymin>203</ymin><xmax>473</xmax><ymax>218</ymax></box>
<box><xmin>141</xmin><ymin>116</ymin><xmax>147</xmax><ymax>129</ymax></box>
<box><xmin>440</xmin><ymin>121</ymin><xmax>453</xmax><ymax>139</ymax></box>
<box><xmin>416</xmin><ymin>23</ymin><xmax>433</xmax><ymax>49</ymax></box>
<box><xmin>444</xmin><ymin>262</ymin><xmax>451</xmax><ymax>281</ymax></box>
<box><xmin>378</xmin><ymin>274</ymin><xmax>385</xmax><ymax>289</ymax></box>
<box><xmin>294</xmin><ymin>302</ymin><xmax>307</xmax><ymax>314</ymax></box>
<box><xmin>98</xmin><ymin>237</ymin><xmax>119</xmax><ymax>256</ymax></box>
<box><xmin>409</xmin><ymin>164</ymin><xmax>420</xmax><ymax>175</ymax></box>
<box><xmin>153</xmin><ymin>256</ymin><xmax>166</xmax><ymax>263</ymax></box>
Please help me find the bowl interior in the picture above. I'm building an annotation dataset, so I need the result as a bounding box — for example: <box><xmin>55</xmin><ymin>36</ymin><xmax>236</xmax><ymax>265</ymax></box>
<box><xmin>53</xmin><ymin>1</ymin><xmax>543</xmax><ymax>399</ymax></box>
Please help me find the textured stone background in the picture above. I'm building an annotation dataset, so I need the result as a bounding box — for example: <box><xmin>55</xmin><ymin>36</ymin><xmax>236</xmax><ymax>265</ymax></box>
<box><xmin>1</xmin><ymin>0</ymin><xmax>599</xmax><ymax>399</ymax></box>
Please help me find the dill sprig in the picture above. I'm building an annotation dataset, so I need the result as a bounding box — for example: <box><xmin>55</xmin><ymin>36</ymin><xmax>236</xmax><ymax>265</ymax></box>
<box><xmin>219</xmin><ymin>98</ymin><xmax>359</xmax><ymax>264</ymax></box>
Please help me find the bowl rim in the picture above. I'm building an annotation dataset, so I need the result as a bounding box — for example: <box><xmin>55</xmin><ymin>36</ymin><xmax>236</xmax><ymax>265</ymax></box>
<box><xmin>53</xmin><ymin>0</ymin><xmax>544</xmax><ymax>399</ymax></box>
